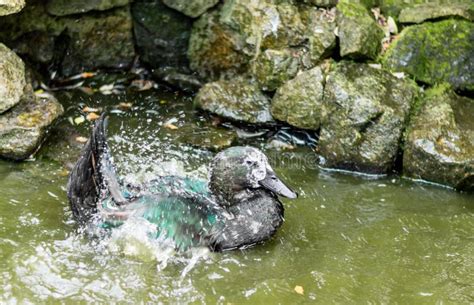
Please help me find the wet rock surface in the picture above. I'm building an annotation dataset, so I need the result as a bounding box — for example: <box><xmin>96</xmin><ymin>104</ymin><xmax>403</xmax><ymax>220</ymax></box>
<box><xmin>317</xmin><ymin>61</ymin><xmax>418</xmax><ymax>174</ymax></box>
<box><xmin>403</xmin><ymin>85</ymin><xmax>474</xmax><ymax>191</ymax></box>
<box><xmin>336</xmin><ymin>0</ymin><xmax>384</xmax><ymax>60</ymax></box>
<box><xmin>0</xmin><ymin>2</ymin><xmax>135</xmax><ymax>76</ymax></box>
<box><xmin>46</xmin><ymin>0</ymin><xmax>129</xmax><ymax>16</ymax></box>
<box><xmin>194</xmin><ymin>79</ymin><xmax>274</xmax><ymax>125</ymax></box>
<box><xmin>0</xmin><ymin>91</ymin><xmax>64</xmax><ymax>160</ymax></box>
<box><xmin>132</xmin><ymin>0</ymin><xmax>192</xmax><ymax>81</ymax></box>
<box><xmin>162</xmin><ymin>0</ymin><xmax>219</xmax><ymax>18</ymax></box>
<box><xmin>0</xmin><ymin>0</ymin><xmax>24</xmax><ymax>15</ymax></box>
<box><xmin>384</xmin><ymin>19</ymin><xmax>474</xmax><ymax>91</ymax></box>
<box><xmin>398</xmin><ymin>3</ymin><xmax>474</xmax><ymax>24</ymax></box>
<box><xmin>271</xmin><ymin>66</ymin><xmax>326</xmax><ymax>130</ymax></box>
<box><xmin>0</xmin><ymin>43</ymin><xmax>26</xmax><ymax>113</ymax></box>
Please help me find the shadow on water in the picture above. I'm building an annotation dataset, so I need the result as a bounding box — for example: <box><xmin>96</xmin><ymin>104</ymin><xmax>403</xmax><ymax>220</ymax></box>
<box><xmin>0</xmin><ymin>86</ymin><xmax>473</xmax><ymax>304</ymax></box>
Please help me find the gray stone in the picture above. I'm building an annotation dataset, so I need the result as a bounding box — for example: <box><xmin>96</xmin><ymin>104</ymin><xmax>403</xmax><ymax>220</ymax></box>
<box><xmin>253</xmin><ymin>48</ymin><xmax>300</xmax><ymax>92</ymax></box>
<box><xmin>317</xmin><ymin>61</ymin><xmax>418</xmax><ymax>174</ymax></box>
<box><xmin>162</xmin><ymin>0</ymin><xmax>219</xmax><ymax>18</ymax></box>
<box><xmin>0</xmin><ymin>0</ymin><xmax>24</xmax><ymax>16</ymax></box>
<box><xmin>383</xmin><ymin>19</ymin><xmax>474</xmax><ymax>91</ymax></box>
<box><xmin>403</xmin><ymin>85</ymin><xmax>474</xmax><ymax>191</ymax></box>
<box><xmin>194</xmin><ymin>79</ymin><xmax>274</xmax><ymax>124</ymax></box>
<box><xmin>271</xmin><ymin>66</ymin><xmax>326</xmax><ymax>130</ymax></box>
<box><xmin>0</xmin><ymin>91</ymin><xmax>64</xmax><ymax>160</ymax></box>
<box><xmin>302</xmin><ymin>8</ymin><xmax>337</xmax><ymax>64</ymax></box>
<box><xmin>132</xmin><ymin>0</ymin><xmax>193</xmax><ymax>81</ymax></box>
<box><xmin>398</xmin><ymin>3</ymin><xmax>474</xmax><ymax>24</ymax></box>
<box><xmin>46</xmin><ymin>0</ymin><xmax>129</xmax><ymax>16</ymax></box>
<box><xmin>336</xmin><ymin>0</ymin><xmax>384</xmax><ymax>60</ymax></box>
<box><xmin>0</xmin><ymin>43</ymin><xmax>26</xmax><ymax>114</ymax></box>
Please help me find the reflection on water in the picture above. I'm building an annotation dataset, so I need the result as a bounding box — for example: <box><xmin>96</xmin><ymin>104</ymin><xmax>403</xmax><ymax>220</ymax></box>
<box><xmin>0</xmin><ymin>88</ymin><xmax>473</xmax><ymax>304</ymax></box>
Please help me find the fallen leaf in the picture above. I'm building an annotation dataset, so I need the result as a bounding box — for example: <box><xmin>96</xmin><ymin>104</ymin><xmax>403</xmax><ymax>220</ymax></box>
<box><xmin>131</xmin><ymin>79</ymin><xmax>155</xmax><ymax>91</ymax></box>
<box><xmin>83</xmin><ymin>106</ymin><xmax>100</xmax><ymax>113</ymax></box>
<box><xmin>75</xmin><ymin>136</ymin><xmax>88</xmax><ymax>143</ymax></box>
<box><xmin>118</xmin><ymin>102</ymin><xmax>133</xmax><ymax>110</ymax></box>
<box><xmin>99</xmin><ymin>83</ymin><xmax>114</xmax><ymax>95</ymax></box>
<box><xmin>77</xmin><ymin>86</ymin><xmax>95</xmax><ymax>95</ymax></box>
<box><xmin>81</xmin><ymin>72</ymin><xmax>96</xmax><ymax>78</ymax></box>
<box><xmin>387</xmin><ymin>16</ymin><xmax>398</xmax><ymax>34</ymax></box>
<box><xmin>74</xmin><ymin>116</ymin><xmax>85</xmax><ymax>125</ymax></box>
<box><xmin>294</xmin><ymin>285</ymin><xmax>304</xmax><ymax>295</ymax></box>
<box><xmin>164</xmin><ymin>123</ymin><xmax>178</xmax><ymax>130</ymax></box>
<box><xmin>86</xmin><ymin>112</ymin><xmax>100</xmax><ymax>121</ymax></box>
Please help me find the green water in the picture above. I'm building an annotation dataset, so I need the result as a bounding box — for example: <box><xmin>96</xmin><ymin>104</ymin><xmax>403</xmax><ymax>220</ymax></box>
<box><xmin>0</xmin><ymin>87</ymin><xmax>473</xmax><ymax>304</ymax></box>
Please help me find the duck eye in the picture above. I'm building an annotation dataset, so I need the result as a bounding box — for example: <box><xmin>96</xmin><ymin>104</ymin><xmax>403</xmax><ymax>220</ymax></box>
<box><xmin>246</xmin><ymin>160</ymin><xmax>253</xmax><ymax>166</ymax></box>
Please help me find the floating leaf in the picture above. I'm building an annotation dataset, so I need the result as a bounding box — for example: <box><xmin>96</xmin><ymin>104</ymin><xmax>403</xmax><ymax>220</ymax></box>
<box><xmin>164</xmin><ymin>123</ymin><xmax>178</xmax><ymax>130</ymax></box>
<box><xmin>131</xmin><ymin>79</ymin><xmax>155</xmax><ymax>91</ymax></box>
<box><xmin>86</xmin><ymin>112</ymin><xmax>100</xmax><ymax>121</ymax></box>
<box><xmin>75</xmin><ymin>136</ymin><xmax>88</xmax><ymax>143</ymax></box>
<box><xmin>74</xmin><ymin>116</ymin><xmax>85</xmax><ymax>125</ymax></box>
<box><xmin>81</xmin><ymin>72</ymin><xmax>96</xmax><ymax>78</ymax></box>
<box><xmin>118</xmin><ymin>102</ymin><xmax>133</xmax><ymax>110</ymax></box>
<box><xmin>83</xmin><ymin>106</ymin><xmax>100</xmax><ymax>113</ymax></box>
<box><xmin>99</xmin><ymin>83</ymin><xmax>114</xmax><ymax>95</ymax></box>
<box><xmin>294</xmin><ymin>285</ymin><xmax>304</xmax><ymax>295</ymax></box>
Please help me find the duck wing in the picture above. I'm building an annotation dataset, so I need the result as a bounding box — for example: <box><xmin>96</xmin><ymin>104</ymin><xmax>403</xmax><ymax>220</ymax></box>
<box><xmin>67</xmin><ymin>113</ymin><xmax>127</xmax><ymax>223</ymax></box>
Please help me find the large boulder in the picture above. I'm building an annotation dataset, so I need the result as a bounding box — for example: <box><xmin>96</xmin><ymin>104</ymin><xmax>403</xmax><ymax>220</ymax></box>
<box><xmin>336</xmin><ymin>0</ymin><xmax>384</xmax><ymax>60</ymax></box>
<box><xmin>384</xmin><ymin>19</ymin><xmax>474</xmax><ymax>91</ymax></box>
<box><xmin>194</xmin><ymin>79</ymin><xmax>274</xmax><ymax>124</ymax></box>
<box><xmin>46</xmin><ymin>0</ymin><xmax>129</xmax><ymax>16</ymax></box>
<box><xmin>253</xmin><ymin>48</ymin><xmax>300</xmax><ymax>92</ymax></box>
<box><xmin>0</xmin><ymin>91</ymin><xmax>64</xmax><ymax>160</ymax></box>
<box><xmin>0</xmin><ymin>2</ymin><xmax>135</xmax><ymax>76</ymax></box>
<box><xmin>271</xmin><ymin>66</ymin><xmax>326</xmax><ymax>130</ymax></box>
<box><xmin>398</xmin><ymin>3</ymin><xmax>474</xmax><ymax>24</ymax></box>
<box><xmin>317</xmin><ymin>62</ymin><xmax>418</xmax><ymax>174</ymax></box>
<box><xmin>0</xmin><ymin>0</ymin><xmax>24</xmax><ymax>15</ymax></box>
<box><xmin>403</xmin><ymin>85</ymin><xmax>474</xmax><ymax>191</ymax></box>
<box><xmin>0</xmin><ymin>43</ymin><xmax>26</xmax><ymax>113</ymax></box>
<box><xmin>162</xmin><ymin>0</ymin><xmax>219</xmax><ymax>18</ymax></box>
<box><xmin>188</xmin><ymin>0</ymin><xmax>305</xmax><ymax>80</ymax></box>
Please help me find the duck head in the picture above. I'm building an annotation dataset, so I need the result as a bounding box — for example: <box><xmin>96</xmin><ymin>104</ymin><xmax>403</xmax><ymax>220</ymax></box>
<box><xmin>209</xmin><ymin>146</ymin><xmax>297</xmax><ymax>206</ymax></box>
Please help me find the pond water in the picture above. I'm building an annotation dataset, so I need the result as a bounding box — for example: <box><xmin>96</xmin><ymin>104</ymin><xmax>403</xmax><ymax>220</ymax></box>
<box><xmin>1</xmin><ymin>85</ymin><xmax>473</xmax><ymax>304</ymax></box>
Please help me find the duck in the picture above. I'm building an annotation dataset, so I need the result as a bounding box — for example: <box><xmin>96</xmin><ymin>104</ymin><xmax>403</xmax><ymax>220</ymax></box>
<box><xmin>67</xmin><ymin>114</ymin><xmax>297</xmax><ymax>252</ymax></box>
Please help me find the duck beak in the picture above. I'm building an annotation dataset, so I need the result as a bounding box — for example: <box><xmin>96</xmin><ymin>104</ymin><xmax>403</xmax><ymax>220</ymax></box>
<box><xmin>259</xmin><ymin>168</ymin><xmax>297</xmax><ymax>199</ymax></box>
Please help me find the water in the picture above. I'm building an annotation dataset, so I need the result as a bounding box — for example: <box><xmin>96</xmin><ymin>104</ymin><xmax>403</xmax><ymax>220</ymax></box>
<box><xmin>0</xmin><ymin>86</ymin><xmax>473</xmax><ymax>304</ymax></box>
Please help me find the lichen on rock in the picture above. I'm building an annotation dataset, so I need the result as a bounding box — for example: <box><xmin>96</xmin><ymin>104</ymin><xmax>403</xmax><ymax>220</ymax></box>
<box><xmin>0</xmin><ymin>91</ymin><xmax>64</xmax><ymax>160</ymax></box>
<box><xmin>271</xmin><ymin>66</ymin><xmax>326</xmax><ymax>130</ymax></box>
<box><xmin>162</xmin><ymin>0</ymin><xmax>219</xmax><ymax>18</ymax></box>
<box><xmin>384</xmin><ymin>19</ymin><xmax>474</xmax><ymax>91</ymax></box>
<box><xmin>336</xmin><ymin>0</ymin><xmax>384</xmax><ymax>60</ymax></box>
<box><xmin>194</xmin><ymin>79</ymin><xmax>274</xmax><ymax>124</ymax></box>
<box><xmin>403</xmin><ymin>85</ymin><xmax>474</xmax><ymax>191</ymax></box>
<box><xmin>0</xmin><ymin>43</ymin><xmax>26</xmax><ymax>114</ymax></box>
<box><xmin>317</xmin><ymin>61</ymin><xmax>419</xmax><ymax>174</ymax></box>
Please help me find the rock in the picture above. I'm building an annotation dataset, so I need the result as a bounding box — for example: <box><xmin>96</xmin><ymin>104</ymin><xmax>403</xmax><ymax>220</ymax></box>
<box><xmin>336</xmin><ymin>0</ymin><xmax>384</xmax><ymax>60</ymax></box>
<box><xmin>132</xmin><ymin>0</ymin><xmax>192</xmax><ymax>79</ymax></box>
<box><xmin>253</xmin><ymin>48</ymin><xmax>300</xmax><ymax>92</ymax></box>
<box><xmin>0</xmin><ymin>43</ymin><xmax>26</xmax><ymax>113</ymax></box>
<box><xmin>0</xmin><ymin>0</ymin><xmax>24</xmax><ymax>15</ymax></box>
<box><xmin>298</xmin><ymin>0</ymin><xmax>338</xmax><ymax>8</ymax></box>
<box><xmin>384</xmin><ymin>19</ymin><xmax>474</xmax><ymax>91</ymax></box>
<box><xmin>398</xmin><ymin>3</ymin><xmax>474</xmax><ymax>24</ymax></box>
<box><xmin>188</xmin><ymin>0</ymin><xmax>305</xmax><ymax>79</ymax></box>
<box><xmin>403</xmin><ymin>85</ymin><xmax>474</xmax><ymax>191</ymax></box>
<box><xmin>194</xmin><ymin>79</ymin><xmax>274</xmax><ymax>124</ymax></box>
<box><xmin>380</xmin><ymin>0</ymin><xmax>472</xmax><ymax>19</ymax></box>
<box><xmin>271</xmin><ymin>66</ymin><xmax>326</xmax><ymax>130</ymax></box>
<box><xmin>0</xmin><ymin>3</ymin><xmax>135</xmax><ymax>77</ymax></box>
<box><xmin>317</xmin><ymin>61</ymin><xmax>418</xmax><ymax>174</ymax></box>
<box><xmin>162</xmin><ymin>0</ymin><xmax>219</xmax><ymax>18</ymax></box>
<box><xmin>152</xmin><ymin>68</ymin><xmax>202</xmax><ymax>93</ymax></box>
<box><xmin>46</xmin><ymin>0</ymin><xmax>129</xmax><ymax>16</ymax></box>
<box><xmin>301</xmin><ymin>7</ymin><xmax>337</xmax><ymax>64</ymax></box>
<box><xmin>0</xmin><ymin>92</ymin><xmax>64</xmax><ymax>160</ymax></box>
<box><xmin>177</xmin><ymin>124</ymin><xmax>237</xmax><ymax>152</ymax></box>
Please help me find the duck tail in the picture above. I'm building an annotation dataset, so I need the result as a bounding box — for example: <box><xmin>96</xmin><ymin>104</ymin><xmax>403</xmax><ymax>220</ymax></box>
<box><xmin>67</xmin><ymin>113</ymin><xmax>126</xmax><ymax>223</ymax></box>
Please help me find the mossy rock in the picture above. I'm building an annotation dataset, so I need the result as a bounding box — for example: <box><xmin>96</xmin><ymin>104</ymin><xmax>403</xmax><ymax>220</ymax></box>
<box><xmin>336</xmin><ymin>0</ymin><xmax>384</xmax><ymax>60</ymax></box>
<box><xmin>253</xmin><ymin>48</ymin><xmax>300</xmax><ymax>92</ymax></box>
<box><xmin>379</xmin><ymin>0</ymin><xmax>472</xmax><ymax>19</ymax></box>
<box><xmin>0</xmin><ymin>0</ymin><xmax>24</xmax><ymax>16</ymax></box>
<box><xmin>403</xmin><ymin>85</ymin><xmax>474</xmax><ymax>191</ymax></box>
<box><xmin>398</xmin><ymin>3</ymin><xmax>474</xmax><ymax>24</ymax></box>
<box><xmin>303</xmin><ymin>7</ymin><xmax>337</xmax><ymax>64</ymax></box>
<box><xmin>0</xmin><ymin>92</ymin><xmax>64</xmax><ymax>160</ymax></box>
<box><xmin>194</xmin><ymin>79</ymin><xmax>274</xmax><ymax>124</ymax></box>
<box><xmin>162</xmin><ymin>0</ymin><xmax>219</xmax><ymax>18</ymax></box>
<box><xmin>271</xmin><ymin>66</ymin><xmax>326</xmax><ymax>130</ymax></box>
<box><xmin>0</xmin><ymin>43</ymin><xmax>26</xmax><ymax>113</ymax></box>
<box><xmin>317</xmin><ymin>61</ymin><xmax>419</xmax><ymax>174</ymax></box>
<box><xmin>46</xmin><ymin>0</ymin><xmax>130</xmax><ymax>16</ymax></box>
<box><xmin>383</xmin><ymin>19</ymin><xmax>474</xmax><ymax>91</ymax></box>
